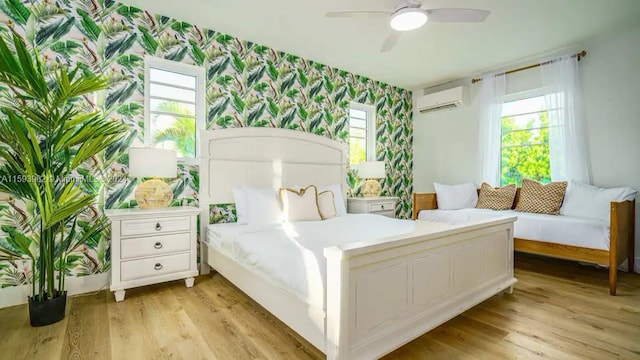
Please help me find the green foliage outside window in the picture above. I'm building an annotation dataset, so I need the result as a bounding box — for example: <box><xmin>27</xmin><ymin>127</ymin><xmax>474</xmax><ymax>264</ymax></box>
<box><xmin>350</xmin><ymin>138</ymin><xmax>366</xmax><ymax>165</ymax></box>
<box><xmin>500</xmin><ymin>112</ymin><xmax>551</xmax><ymax>186</ymax></box>
<box><xmin>152</xmin><ymin>102</ymin><xmax>196</xmax><ymax>158</ymax></box>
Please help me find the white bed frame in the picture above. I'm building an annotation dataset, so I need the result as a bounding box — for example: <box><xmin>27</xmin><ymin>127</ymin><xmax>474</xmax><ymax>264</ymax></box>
<box><xmin>199</xmin><ymin>128</ymin><xmax>517</xmax><ymax>359</ymax></box>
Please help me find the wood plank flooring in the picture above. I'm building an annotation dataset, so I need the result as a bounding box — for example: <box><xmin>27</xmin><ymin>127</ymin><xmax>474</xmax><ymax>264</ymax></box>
<box><xmin>1</xmin><ymin>253</ymin><xmax>639</xmax><ymax>360</ymax></box>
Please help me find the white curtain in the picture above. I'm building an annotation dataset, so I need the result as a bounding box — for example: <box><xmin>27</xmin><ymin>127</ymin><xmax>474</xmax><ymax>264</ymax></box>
<box><xmin>541</xmin><ymin>55</ymin><xmax>591</xmax><ymax>183</ymax></box>
<box><xmin>478</xmin><ymin>73</ymin><xmax>506</xmax><ymax>186</ymax></box>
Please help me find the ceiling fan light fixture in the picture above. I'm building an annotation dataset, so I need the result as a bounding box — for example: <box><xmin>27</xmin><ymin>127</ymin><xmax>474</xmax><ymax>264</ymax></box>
<box><xmin>390</xmin><ymin>8</ymin><xmax>427</xmax><ymax>31</ymax></box>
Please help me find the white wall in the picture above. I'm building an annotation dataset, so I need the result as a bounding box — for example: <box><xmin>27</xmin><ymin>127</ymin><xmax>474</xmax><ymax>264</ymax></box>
<box><xmin>413</xmin><ymin>23</ymin><xmax>640</xmax><ymax>272</ymax></box>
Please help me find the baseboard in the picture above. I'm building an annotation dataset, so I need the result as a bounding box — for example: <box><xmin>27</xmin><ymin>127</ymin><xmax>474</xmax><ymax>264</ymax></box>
<box><xmin>0</xmin><ymin>273</ymin><xmax>110</xmax><ymax>309</ymax></box>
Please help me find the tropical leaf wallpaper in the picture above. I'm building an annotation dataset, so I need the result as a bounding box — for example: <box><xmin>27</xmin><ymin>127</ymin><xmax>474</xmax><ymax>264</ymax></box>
<box><xmin>0</xmin><ymin>0</ymin><xmax>412</xmax><ymax>289</ymax></box>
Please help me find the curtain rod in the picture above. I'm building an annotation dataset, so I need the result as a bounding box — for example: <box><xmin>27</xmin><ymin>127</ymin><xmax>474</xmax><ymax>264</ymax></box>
<box><xmin>471</xmin><ymin>50</ymin><xmax>587</xmax><ymax>84</ymax></box>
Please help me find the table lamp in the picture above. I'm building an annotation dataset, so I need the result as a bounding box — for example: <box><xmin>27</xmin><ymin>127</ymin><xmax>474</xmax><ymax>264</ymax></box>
<box><xmin>358</xmin><ymin>161</ymin><xmax>385</xmax><ymax>197</ymax></box>
<box><xmin>129</xmin><ymin>148</ymin><xmax>177</xmax><ymax>209</ymax></box>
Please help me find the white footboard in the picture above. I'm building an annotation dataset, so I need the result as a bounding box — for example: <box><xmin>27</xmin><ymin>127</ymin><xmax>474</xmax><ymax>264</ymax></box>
<box><xmin>324</xmin><ymin>217</ymin><xmax>517</xmax><ymax>360</ymax></box>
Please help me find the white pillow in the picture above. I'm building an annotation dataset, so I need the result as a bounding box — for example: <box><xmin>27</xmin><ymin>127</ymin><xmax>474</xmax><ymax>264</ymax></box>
<box><xmin>232</xmin><ymin>187</ymin><xmax>248</xmax><ymax>224</ymax></box>
<box><xmin>243</xmin><ymin>187</ymin><xmax>284</xmax><ymax>226</ymax></box>
<box><xmin>291</xmin><ymin>184</ymin><xmax>347</xmax><ymax>216</ymax></box>
<box><xmin>433</xmin><ymin>182</ymin><xmax>478</xmax><ymax>210</ymax></box>
<box><xmin>560</xmin><ymin>181</ymin><xmax>637</xmax><ymax>222</ymax></box>
<box><xmin>279</xmin><ymin>186</ymin><xmax>322</xmax><ymax>222</ymax></box>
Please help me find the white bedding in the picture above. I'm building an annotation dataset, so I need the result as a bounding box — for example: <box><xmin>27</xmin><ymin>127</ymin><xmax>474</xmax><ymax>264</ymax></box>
<box><xmin>207</xmin><ymin>214</ymin><xmax>421</xmax><ymax>308</ymax></box>
<box><xmin>417</xmin><ymin>209</ymin><xmax>610</xmax><ymax>250</ymax></box>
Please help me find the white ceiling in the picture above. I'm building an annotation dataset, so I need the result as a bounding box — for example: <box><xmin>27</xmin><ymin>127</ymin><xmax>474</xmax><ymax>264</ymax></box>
<box><xmin>121</xmin><ymin>0</ymin><xmax>640</xmax><ymax>90</ymax></box>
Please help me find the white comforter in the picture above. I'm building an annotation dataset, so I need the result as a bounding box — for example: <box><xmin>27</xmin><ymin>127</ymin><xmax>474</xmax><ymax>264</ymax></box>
<box><xmin>207</xmin><ymin>214</ymin><xmax>416</xmax><ymax>308</ymax></box>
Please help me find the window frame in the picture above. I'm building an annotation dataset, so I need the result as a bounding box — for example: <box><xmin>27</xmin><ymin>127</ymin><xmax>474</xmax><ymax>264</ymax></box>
<box><xmin>144</xmin><ymin>56</ymin><xmax>206</xmax><ymax>165</ymax></box>
<box><xmin>349</xmin><ymin>102</ymin><xmax>376</xmax><ymax>167</ymax></box>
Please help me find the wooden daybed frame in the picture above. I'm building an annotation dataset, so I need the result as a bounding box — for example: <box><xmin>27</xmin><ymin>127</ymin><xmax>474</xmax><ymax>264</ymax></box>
<box><xmin>413</xmin><ymin>189</ymin><xmax>636</xmax><ymax>295</ymax></box>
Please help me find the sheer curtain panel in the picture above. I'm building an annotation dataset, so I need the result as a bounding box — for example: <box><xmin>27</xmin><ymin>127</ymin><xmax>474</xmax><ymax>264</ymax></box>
<box><xmin>541</xmin><ymin>55</ymin><xmax>591</xmax><ymax>184</ymax></box>
<box><xmin>478</xmin><ymin>73</ymin><xmax>506</xmax><ymax>186</ymax></box>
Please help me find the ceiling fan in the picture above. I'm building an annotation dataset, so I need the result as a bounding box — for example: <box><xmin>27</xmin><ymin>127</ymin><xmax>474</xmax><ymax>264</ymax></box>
<box><xmin>326</xmin><ymin>1</ymin><xmax>490</xmax><ymax>53</ymax></box>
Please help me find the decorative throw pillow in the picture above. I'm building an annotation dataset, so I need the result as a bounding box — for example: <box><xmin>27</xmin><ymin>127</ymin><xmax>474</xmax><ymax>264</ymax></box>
<box><xmin>433</xmin><ymin>182</ymin><xmax>478</xmax><ymax>210</ymax></box>
<box><xmin>291</xmin><ymin>184</ymin><xmax>347</xmax><ymax>216</ymax></box>
<box><xmin>515</xmin><ymin>179</ymin><xmax>567</xmax><ymax>215</ymax></box>
<box><xmin>476</xmin><ymin>183</ymin><xmax>517</xmax><ymax>210</ymax></box>
<box><xmin>560</xmin><ymin>180</ymin><xmax>637</xmax><ymax>222</ymax></box>
<box><xmin>317</xmin><ymin>190</ymin><xmax>337</xmax><ymax>220</ymax></box>
<box><xmin>279</xmin><ymin>185</ymin><xmax>322</xmax><ymax>222</ymax></box>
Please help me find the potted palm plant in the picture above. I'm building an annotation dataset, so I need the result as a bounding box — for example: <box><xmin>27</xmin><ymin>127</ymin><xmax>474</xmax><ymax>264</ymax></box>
<box><xmin>0</xmin><ymin>33</ymin><xmax>126</xmax><ymax>326</ymax></box>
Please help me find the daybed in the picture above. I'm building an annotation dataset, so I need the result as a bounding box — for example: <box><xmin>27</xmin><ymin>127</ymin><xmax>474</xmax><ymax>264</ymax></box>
<box><xmin>413</xmin><ymin>188</ymin><xmax>636</xmax><ymax>295</ymax></box>
<box><xmin>198</xmin><ymin>128</ymin><xmax>517</xmax><ymax>360</ymax></box>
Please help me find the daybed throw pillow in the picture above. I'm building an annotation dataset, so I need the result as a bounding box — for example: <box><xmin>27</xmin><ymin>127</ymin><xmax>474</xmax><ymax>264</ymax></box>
<box><xmin>476</xmin><ymin>183</ymin><xmax>517</xmax><ymax>210</ymax></box>
<box><xmin>279</xmin><ymin>185</ymin><xmax>322</xmax><ymax>222</ymax></box>
<box><xmin>560</xmin><ymin>180</ymin><xmax>637</xmax><ymax>222</ymax></box>
<box><xmin>433</xmin><ymin>182</ymin><xmax>478</xmax><ymax>210</ymax></box>
<box><xmin>515</xmin><ymin>179</ymin><xmax>567</xmax><ymax>215</ymax></box>
<box><xmin>318</xmin><ymin>190</ymin><xmax>337</xmax><ymax>219</ymax></box>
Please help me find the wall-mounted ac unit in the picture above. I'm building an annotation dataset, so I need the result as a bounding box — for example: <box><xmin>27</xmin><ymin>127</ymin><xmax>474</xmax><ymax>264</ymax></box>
<box><xmin>416</xmin><ymin>86</ymin><xmax>467</xmax><ymax>113</ymax></box>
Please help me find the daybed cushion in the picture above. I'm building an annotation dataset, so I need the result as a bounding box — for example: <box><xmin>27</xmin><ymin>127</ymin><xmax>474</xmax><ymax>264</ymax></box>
<box><xmin>560</xmin><ymin>180</ymin><xmax>637</xmax><ymax>222</ymax></box>
<box><xmin>417</xmin><ymin>208</ymin><xmax>610</xmax><ymax>251</ymax></box>
<box><xmin>515</xmin><ymin>179</ymin><xmax>567</xmax><ymax>215</ymax></box>
<box><xmin>433</xmin><ymin>182</ymin><xmax>478</xmax><ymax>210</ymax></box>
<box><xmin>476</xmin><ymin>183</ymin><xmax>517</xmax><ymax>210</ymax></box>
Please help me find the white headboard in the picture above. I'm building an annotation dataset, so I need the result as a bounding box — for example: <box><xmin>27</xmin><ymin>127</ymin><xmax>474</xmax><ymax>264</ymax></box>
<box><xmin>199</xmin><ymin>127</ymin><xmax>348</xmax><ymax>214</ymax></box>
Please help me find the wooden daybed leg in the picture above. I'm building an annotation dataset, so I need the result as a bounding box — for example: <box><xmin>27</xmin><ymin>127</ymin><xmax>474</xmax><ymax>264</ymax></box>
<box><xmin>609</xmin><ymin>266</ymin><xmax>617</xmax><ymax>296</ymax></box>
<box><xmin>630</xmin><ymin>201</ymin><xmax>636</xmax><ymax>274</ymax></box>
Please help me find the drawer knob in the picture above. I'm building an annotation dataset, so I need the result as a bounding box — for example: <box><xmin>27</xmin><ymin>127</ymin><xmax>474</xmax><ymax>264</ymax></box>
<box><xmin>154</xmin><ymin>263</ymin><xmax>163</xmax><ymax>271</ymax></box>
<box><xmin>154</xmin><ymin>242</ymin><xmax>163</xmax><ymax>249</ymax></box>
<box><xmin>155</xmin><ymin>223</ymin><xmax>162</xmax><ymax>231</ymax></box>
<box><xmin>381</xmin><ymin>204</ymin><xmax>385</xmax><ymax>209</ymax></box>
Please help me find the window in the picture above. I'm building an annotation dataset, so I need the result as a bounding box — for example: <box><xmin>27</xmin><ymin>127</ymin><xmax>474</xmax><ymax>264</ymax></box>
<box><xmin>349</xmin><ymin>103</ymin><xmax>376</xmax><ymax>166</ymax></box>
<box><xmin>144</xmin><ymin>56</ymin><xmax>205</xmax><ymax>161</ymax></box>
<box><xmin>500</xmin><ymin>94</ymin><xmax>558</xmax><ymax>186</ymax></box>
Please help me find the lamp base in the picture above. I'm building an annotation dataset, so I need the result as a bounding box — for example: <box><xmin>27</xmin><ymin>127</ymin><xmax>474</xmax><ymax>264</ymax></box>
<box><xmin>362</xmin><ymin>179</ymin><xmax>382</xmax><ymax>197</ymax></box>
<box><xmin>135</xmin><ymin>179</ymin><xmax>173</xmax><ymax>209</ymax></box>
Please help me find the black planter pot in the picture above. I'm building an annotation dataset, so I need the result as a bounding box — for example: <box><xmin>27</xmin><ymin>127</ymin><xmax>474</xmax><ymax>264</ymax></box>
<box><xmin>28</xmin><ymin>291</ymin><xmax>67</xmax><ymax>327</ymax></box>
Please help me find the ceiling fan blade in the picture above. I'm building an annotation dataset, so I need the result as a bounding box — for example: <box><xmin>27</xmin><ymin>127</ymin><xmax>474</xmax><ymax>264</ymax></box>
<box><xmin>426</xmin><ymin>8</ymin><xmax>490</xmax><ymax>23</ymax></box>
<box><xmin>326</xmin><ymin>10</ymin><xmax>392</xmax><ymax>18</ymax></box>
<box><xmin>381</xmin><ymin>32</ymin><xmax>401</xmax><ymax>53</ymax></box>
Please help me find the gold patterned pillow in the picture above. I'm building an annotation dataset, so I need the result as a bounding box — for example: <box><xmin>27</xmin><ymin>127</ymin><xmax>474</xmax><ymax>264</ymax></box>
<box><xmin>515</xmin><ymin>179</ymin><xmax>567</xmax><ymax>215</ymax></box>
<box><xmin>476</xmin><ymin>183</ymin><xmax>517</xmax><ymax>210</ymax></box>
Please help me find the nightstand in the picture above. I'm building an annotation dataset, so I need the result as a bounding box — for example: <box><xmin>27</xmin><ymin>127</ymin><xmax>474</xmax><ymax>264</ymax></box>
<box><xmin>105</xmin><ymin>206</ymin><xmax>200</xmax><ymax>302</ymax></box>
<box><xmin>347</xmin><ymin>197</ymin><xmax>399</xmax><ymax>218</ymax></box>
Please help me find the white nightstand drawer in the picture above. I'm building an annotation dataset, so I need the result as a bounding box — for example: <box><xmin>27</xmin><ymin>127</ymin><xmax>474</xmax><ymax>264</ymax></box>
<box><xmin>376</xmin><ymin>210</ymin><xmax>395</xmax><ymax>218</ymax></box>
<box><xmin>121</xmin><ymin>233</ymin><xmax>190</xmax><ymax>259</ymax></box>
<box><xmin>120</xmin><ymin>253</ymin><xmax>190</xmax><ymax>282</ymax></box>
<box><xmin>120</xmin><ymin>216</ymin><xmax>190</xmax><ymax>237</ymax></box>
<box><xmin>368</xmin><ymin>202</ymin><xmax>395</xmax><ymax>212</ymax></box>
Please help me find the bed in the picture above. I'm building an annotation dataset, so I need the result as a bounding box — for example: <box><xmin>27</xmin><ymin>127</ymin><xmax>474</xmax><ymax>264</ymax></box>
<box><xmin>199</xmin><ymin>128</ymin><xmax>517</xmax><ymax>359</ymax></box>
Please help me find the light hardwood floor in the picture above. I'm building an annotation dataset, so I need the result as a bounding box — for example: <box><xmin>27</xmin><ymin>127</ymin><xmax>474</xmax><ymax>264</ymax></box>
<box><xmin>1</xmin><ymin>253</ymin><xmax>639</xmax><ymax>360</ymax></box>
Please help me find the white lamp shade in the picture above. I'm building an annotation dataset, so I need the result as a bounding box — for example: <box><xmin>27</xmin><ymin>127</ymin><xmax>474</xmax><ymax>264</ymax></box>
<box><xmin>358</xmin><ymin>161</ymin><xmax>385</xmax><ymax>179</ymax></box>
<box><xmin>129</xmin><ymin>148</ymin><xmax>177</xmax><ymax>178</ymax></box>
